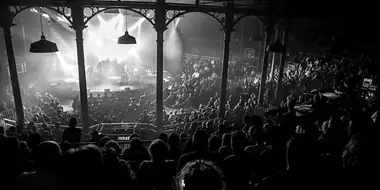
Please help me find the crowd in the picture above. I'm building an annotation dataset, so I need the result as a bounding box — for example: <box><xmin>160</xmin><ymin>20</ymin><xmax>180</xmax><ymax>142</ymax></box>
<box><xmin>1</xmin><ymin>89</ymin><xmax>378</xmax><ymax>190</ymax></box>
<box><xmin>2</xmin><ymin>52</ymin><xmax>378</xmax><ymax>130</ymax></box>
<box><xmin>66</xmin><ymin>54</ymin><xmax>259</xmax><ymax>126</ymax></box>
<box><xmin>1</xmin><ymin>49</ymin><xmax>379</xmax><ymax>190</ymax></box>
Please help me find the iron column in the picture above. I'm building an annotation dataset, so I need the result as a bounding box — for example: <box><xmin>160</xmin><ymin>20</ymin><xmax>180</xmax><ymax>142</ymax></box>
<box><xmin>218</xmin><ymin>12</ymin><xmax>234</xmax><ymax>118</ymax></box>
<box><xmin>71</xmin><ymin>4</ymin><xmax>90</xmax><ymax>132</ymax></box>
<box><xmin>257</xmin><ymin>24</ymin><xmax>273</xmax><ymax>106</ymax></box>
<box><xmin>0</xmin><ymin>8</ymin><xmax>25</xmax><ymax>123</ymax></box>
<box><xmin>275</xmin><ymin>30</ymin><xmax>288</xmax><ymax>102</ymax></box>
<box><xmin>269</xmin><ymin>28</ymin><xmax>278</xmax><ymax>80</ymax></box>
<box><xmin>155</xmin><ymin>0</ymin><xmax>167</xmax><ymax>127</ymax></box>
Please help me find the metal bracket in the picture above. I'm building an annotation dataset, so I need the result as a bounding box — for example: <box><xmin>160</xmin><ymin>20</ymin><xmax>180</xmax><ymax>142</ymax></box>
<box><xmin>232</xmin><ymin>13</ymin><xmax>264</xmax><ymax>28</ymax></box>
<box><xmin>8</xmin><ymin>5</ymin><xmax>73</xmax><ymax>25</ymax></box>
<box><xmin>82</xmin><ymin>7</ymin><xmax>156</xmax><ymax>27</ymax></box>
<box><xmin>165</xmin><ymin>10</ymin><xmax>225</xmax><ymax>29</ymax></box>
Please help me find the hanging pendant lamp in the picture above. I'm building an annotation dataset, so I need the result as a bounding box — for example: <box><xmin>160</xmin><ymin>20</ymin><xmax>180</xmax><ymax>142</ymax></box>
<box><xmin>118</xmin><ymin>14</ymin><xmax>136</xmax><ymax>45</ymax></box>
<box><xmin>30</xmin><ymin>8</ymin><xmax>59</xmax><ymax>53</ymax></box>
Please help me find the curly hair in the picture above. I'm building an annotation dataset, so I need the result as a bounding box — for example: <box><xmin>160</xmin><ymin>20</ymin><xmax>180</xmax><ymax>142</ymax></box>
<box><xmin>176</xmin><ymin>160</ymin><xmax>226</xmax><ymax>190</ymax></box>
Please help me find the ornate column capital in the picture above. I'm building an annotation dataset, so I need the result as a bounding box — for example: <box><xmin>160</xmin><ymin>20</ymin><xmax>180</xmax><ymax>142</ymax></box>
<box><xmin>70</xmin><ymin>4</ymin><xmax>87</xmax><ymax>32</ymax></box>
<box><xmin>0</xmin><ymin>7</ymin><xmax>16</xmax><ymax>29</ymax></box>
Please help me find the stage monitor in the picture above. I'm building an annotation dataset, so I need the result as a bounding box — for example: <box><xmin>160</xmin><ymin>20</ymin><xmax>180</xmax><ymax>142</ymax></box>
<box><xmin>362</xmin><ymin>78</ymin><xmax>377</xmax><ymax>91</ymax></box>
<box><xmin>363</xmin><ymin>78</ymin><xmax>372</xmax><ymax>88</ymax></box>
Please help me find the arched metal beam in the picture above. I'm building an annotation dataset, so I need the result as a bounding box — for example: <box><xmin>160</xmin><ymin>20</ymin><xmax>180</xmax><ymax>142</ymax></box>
<box><xmin>8</xmin><ymin>5</ymin><xmax>73</xmax><ymax>25</ymax></box>
<box><xmin>232</xmin><ymin>14</ymin><xmax>265</xmax><ymax>29</ymax></box>
<box><xmin>82</xmin><ymin>7</ymin><xmax>156</xmax><ymax>27</ymax></box>
<box><xmin>165</xmin><ymin>10</ymin><xmax>225</xmax><ymax>29</ymax></box>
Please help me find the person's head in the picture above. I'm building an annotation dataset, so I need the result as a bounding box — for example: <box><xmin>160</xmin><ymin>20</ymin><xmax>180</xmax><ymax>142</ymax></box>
<box><xmin>149</xmin><ymin>139</ymin><xmax>168</xmax><ymax>162</ymax></box>
<box><xmin>342</xmin><ymin>133</ymin><xmax>364</xmax><ymax>170</ymax></box>
<box><xmin>231</xmin><ymin>131</ymin><xmax>247</xmax><ymax>155</ymax></box>
<box><xmin>69</xmin><ymin>118</ymin><xmax>77</xmax><ymax>128</ymax></box>
<box><xmin>55</xmin><ymin>123</ymin><xmax>60</xmax><ymax>129</ymax></box>
<box><xmin>98</xmin><ymin>136</ymin><xmax>111</xmax><ymax>148</ymax></box>
<box><xmin>0</xmin><ymin>126</ymin><xmax>4</xmax><ymax>134</ymax></box>
<box><xmin>286</xmin><ymin>135</ymin><xmax>318</xmax><ymax>173</ymax></box>
<box><xmin>208</xmin><ymin>135</ymin><xmax>221</xmax><ymax>152</ymax></box>
<box><xmin>192</xmin><ymin>130</ymin><xmax>208</xmax><ymax>152</ymax></box>
<box><xmin>0</xmin><ymin>136</ymin><xmax>20</xmax><ymax>162</ymax></box>
<box><xmin>34</xmin><ymin>141</ymin><xmax>61</xmax><ymax>172</ymax></box>
<box><xmin>62</xmin><ymin>145</ymin><xmax>105</xmax><ymax>190</ymax></box>
<box><xmin>372</xmin><ymin>110</ymin><xmax>379</xmax><ymax>125</ymax></box>
<box><xmin>248</xmin><ymin>126</ymin><xmax>257</xmax><ymax>144</ymax></box>
<box><xmin>130</xmin><ymin>133</ymin><xmax>140</xmax><ymax>139</ymax></box>
<box><xmin>9</xmin><ymin>126</ymin><xmax>16</xmax><ymax>134</ymax></box>
<box><xmin>27</xmin><ymin>133</ymin><xmax>43</xmax><ymax>151</ymax></box>
<box><xmin>129</xmin><ymin>137</ymin><xmax>143</xmax><ymax>148</ymax></box>
<box><xmin>221</xmin><ymin>133</ymin><xmax>231</xmax><ymax>147</ymax></box>
<box><xmin>158</xmin><ymin>133</ymin><xmax>168</xmax><ymax>144</ymax></box>
<box><xmin>168</xmin><ymin>133</ymin><xmax>180</xmax><ymax>150</ymax></box>
<box><xmin>104</xmin><ymin>140</ymin><xmax>122</xmax><ymax>155</ymax></box>
<box><xmin>91</xmin><ymin>130</ymin><xmax>99</xmax><ymax>141</ymax></box>
<box><xmin>176</xmin><ymin>160</ymin><xmax>225</xmax><ymax>190</ymax></box>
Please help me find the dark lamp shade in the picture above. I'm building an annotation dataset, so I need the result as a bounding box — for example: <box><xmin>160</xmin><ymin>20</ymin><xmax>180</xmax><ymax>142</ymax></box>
<box><xmin>267</xmin><ymin>39</ymin><xmax>284</xmax><ymax>53</ymax></box>
<box><xmin>30</xmin><ymin>35</ymin><xmax>59</xmax><ymax>53</ymax></box>
<box><xmin>118</xmin><ymin>31</ymin><xmax>136</xmax><ymax>44</ymax></box>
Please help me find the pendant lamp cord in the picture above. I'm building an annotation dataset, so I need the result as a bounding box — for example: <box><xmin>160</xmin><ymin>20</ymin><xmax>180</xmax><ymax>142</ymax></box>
<box><xmin>39</xmin><ymin>7</ymin><xmax>44</xmax><ymax>36</ymax></box>
<box><xmin>125</xmin><ymin>14</ymin><xmax>128</xmax><ymax>31</ymax></box>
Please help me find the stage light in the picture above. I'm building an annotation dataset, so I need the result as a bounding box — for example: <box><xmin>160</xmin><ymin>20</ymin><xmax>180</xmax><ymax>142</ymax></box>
<box><xmin>118</xmin><ymin>15</ymin><xmax>136</xmax><ymax>44</ymax></box>
<box><xmin>30</xmin><ymin>8</ymin><xmax>58</xmax><ymax>53</ymax></box>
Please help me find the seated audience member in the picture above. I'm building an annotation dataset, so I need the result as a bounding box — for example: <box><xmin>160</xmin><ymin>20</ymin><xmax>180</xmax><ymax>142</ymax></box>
<box><xmin>159</xmin><ymin>133</ymin><xmax>169</xmax><ymax>144</ymax></box>
<box><xmin>138</xmin><ymin>139</ymin><xmax>176</xmax><ymax>190</ymax></box>
<box><xmin>222</xmin><ymin>131</ymin><xmax>252</xmax><ymax>190</ymax></box>
<box><xmin>103</xmin><ymin>146</ymin><xmax>137</xmax><ymax>190</ymax></box>
<box><xmin>168</xmin><ymin>133</ymin><xmax>182</xmax><ymax>164</ymax></box>
<box><xmin>104</xmin><ymin>140</ymin><xmax>122</xmax><ymax>155</ymax></box>
<box><xmin>98</xmin><ymin>136</ymin><xmax>111</xmax><ymax>148</ymax></box>
<box><xmin>62</xmin><ymin>118</ymin><xmax>82</xmax><ymax>143</ymax></box>
<box><xmin>209</xmin><ymin>135</ymin><xmax>221</xmax><ymax>153</ymax></box>
<box><xmin>17</xmin><ymin>141</ymin><xmax>62</xmax><ymax>190</ymax></box>
<box><xmin>177</xmin><ymin>130</ymin><xmax>222</xmax><ymax>171</ymax></box>
<box><xmin>123</xmin><ymin>137</ymin><xmax>150</xmax><ymax>164</ymax></box>
<box><xmin>53</xmin><ymin>123</ymin><xmax>63</xmax><ymax>143</ymax></box>
<box><xmin>219</xmin><ymin>133</ymin><xmax>233</xmax><ymax>159</ymax></box>
<box><xmin>60</xmin><ymin>145</ymin><xmax>105</xmax><ymax>190</ymax></box>
<box><xmin>0</xmin><ymin>136</ymin><xmax>21</xmax><ymax>190</ymax></box>
<box><xmin>176</xmin><ymin>160</ymin><xmax>226</xmax><ymax>190</ymax></box>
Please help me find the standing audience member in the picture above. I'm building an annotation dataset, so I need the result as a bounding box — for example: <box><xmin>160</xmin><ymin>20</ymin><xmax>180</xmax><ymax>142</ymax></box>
<box><xmin>62</xmin><ymin>118</ymin><xmax>81</xmax><ymax>143</ymax></box>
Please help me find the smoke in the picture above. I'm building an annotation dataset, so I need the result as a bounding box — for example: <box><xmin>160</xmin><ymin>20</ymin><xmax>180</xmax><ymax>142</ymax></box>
<box><xmin>164</xmin><ymin>18</ymin><xmax>183</xmax><ymax>74</ymax></box>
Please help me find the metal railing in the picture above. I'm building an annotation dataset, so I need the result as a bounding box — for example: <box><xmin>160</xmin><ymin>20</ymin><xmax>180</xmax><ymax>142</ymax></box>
<box><xmin>0</xmin><ymin>109</ymin><xmax>16</xmax><ymax>121</ymax></box>
<box><xmin>71</xmin><ymin>139</ymin><xmax>153</xmax><ymax>153</ymax></box>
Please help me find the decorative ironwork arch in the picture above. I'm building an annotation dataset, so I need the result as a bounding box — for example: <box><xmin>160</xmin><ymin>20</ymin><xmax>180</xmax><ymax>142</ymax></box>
<box><xmin>8</xmin><ymin>5</ymin><xmax>73</xmax><ymax>25</ymax></box>
<box><xmin>232</xmin><ymin>14</ymin><xmax>264</xmax><ymax>29</ymax></box>
<box><xmin>82</xmin><ymin>7</ymin><xmax>156</xmax><ymax>27</ymax></box>
<box><xmin>165</xmin><ymin>10</ymin><xmax>225</xmax><ymax>29</ymax></box>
